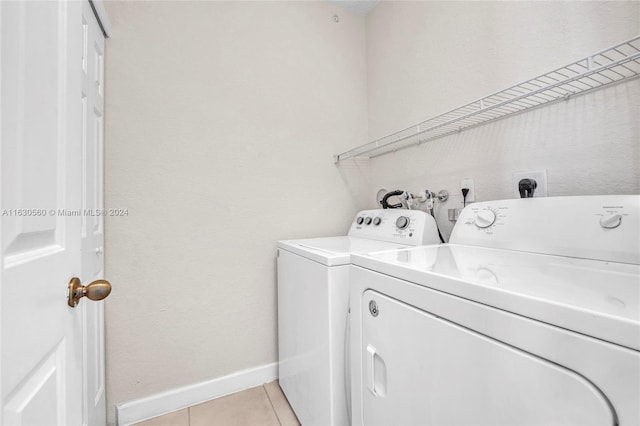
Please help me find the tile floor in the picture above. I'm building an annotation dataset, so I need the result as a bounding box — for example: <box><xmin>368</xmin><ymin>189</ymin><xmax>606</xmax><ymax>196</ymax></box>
<box><xmin>133</xmin><ymin>381</ymin><xmax>300</xmax><ymax>426</ymax></box>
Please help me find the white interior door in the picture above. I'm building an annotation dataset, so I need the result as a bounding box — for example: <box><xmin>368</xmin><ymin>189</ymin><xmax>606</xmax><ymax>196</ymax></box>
<box><xmin>1</xmin><ymin>1</ymin><xmax>108</xmax><ymax>425</ymax></box>
<box><xmin>80</xmin><ymin>2</ymin><xmax>107</xmax><ymax>424</ymax></box>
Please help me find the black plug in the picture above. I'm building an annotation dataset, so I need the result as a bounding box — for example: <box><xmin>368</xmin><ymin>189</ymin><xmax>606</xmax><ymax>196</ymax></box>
<box><xmin>518</xmin><ymin>179</ymin><xmax>537</xmax><ymax>198</ymax></box>
<box><xmin>461</xmin><ymin>188</ymin><xmax>470</xmax><ymax>207</ymax></box>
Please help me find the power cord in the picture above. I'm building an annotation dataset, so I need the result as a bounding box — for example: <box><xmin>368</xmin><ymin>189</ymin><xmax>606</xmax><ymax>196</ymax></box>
<box><xmin>429</xmin><ymin>200</ymin><xmax>445</xmax><ymax>243</ymax></box>
<box><xmin>462</xmin><ymin>188</ymin><xmax>470</xmax><ymax>207</ymax></box>
<box><xmin>435</xmin><ymin>215</ymin><xmax>445</xmax><ymax>243</ymax></box>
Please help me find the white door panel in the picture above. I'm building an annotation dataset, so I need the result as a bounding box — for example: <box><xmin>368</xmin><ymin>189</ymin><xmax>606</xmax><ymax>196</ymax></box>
<box><xmin>1</xmin><ymin>1</ymin><xmax>84</xmax><ymax>425</ymax></box>
<box><xmin>81</xmin><ymin>0</ymin><xmax>105</xmax><ymax>270</ymax></box>
<box><xmin>1</xmin><ymin>0</ymin><xmax>66</xmax><ymax>261</ymax></box>
<box><xmin>361</xmin><ymin>290</ymin><xmax>615</xmax><ymax>426</ymax></box>
<box><xmin>1</xmin><ymin>1</ymin><xmax>108</xmax><ymax>425</ymax></box>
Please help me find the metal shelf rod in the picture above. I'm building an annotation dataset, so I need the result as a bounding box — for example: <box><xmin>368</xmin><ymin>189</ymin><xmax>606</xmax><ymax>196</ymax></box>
<box><xmin>335</xmin><ymin>35</ymin><xmax>640</xmax><ymax>163</ymax></box>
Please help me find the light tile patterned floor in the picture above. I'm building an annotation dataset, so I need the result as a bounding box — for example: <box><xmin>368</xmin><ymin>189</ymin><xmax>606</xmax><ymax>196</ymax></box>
<box><xmin>133</xmin><ymin>381</ymin><xmax>300</xmax><ymax>426</ymax></box>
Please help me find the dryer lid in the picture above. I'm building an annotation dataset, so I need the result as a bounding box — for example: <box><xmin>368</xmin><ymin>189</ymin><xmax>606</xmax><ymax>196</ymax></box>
<box><xmin>352</xmin><ymin>244</ymin><xmax>640</xmax><ymax>350</ymax></box>
<box><xmin>278</xmin><ymin>236</ymin><xmax>409</xmax><ymax>266</ymax></box>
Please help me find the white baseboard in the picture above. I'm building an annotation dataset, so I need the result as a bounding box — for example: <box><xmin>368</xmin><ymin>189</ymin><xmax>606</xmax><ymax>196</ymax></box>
<box><xmin>115</xmin><ymin>362</ymin><xmax>278</xmax><ymax>426</ymax></box>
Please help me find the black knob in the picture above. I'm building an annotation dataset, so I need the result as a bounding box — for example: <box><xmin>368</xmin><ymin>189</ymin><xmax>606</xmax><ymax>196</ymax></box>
<box><xmin>356</xmin><ymin>217</ymin><xmax>364</xmax><ymax>225</ymax></box>
<box><xmin>373</xmin><ymin>217</ymin><xmax>381</xmax><ymax>226</ymax></box>
<box><xmin>365</xmin><ymin>217</ymin><xmax>372</xmax><ymax>225</ymax></box>
<box><xmin>396</xmin><ymin>216</ymin><xmax>410</xmax><ymax>230</ymax></box>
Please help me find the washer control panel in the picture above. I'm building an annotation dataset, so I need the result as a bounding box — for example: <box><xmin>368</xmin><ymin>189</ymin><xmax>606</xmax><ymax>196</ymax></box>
<box><xmin>349</xmin><ymin>209</ymin><xmax>440</xmax><ymax>246</ymax></box>
<box><xmin>450</xmin><ymin>195</ymin><xmax>640</xmax><ymax>264</ymax></box>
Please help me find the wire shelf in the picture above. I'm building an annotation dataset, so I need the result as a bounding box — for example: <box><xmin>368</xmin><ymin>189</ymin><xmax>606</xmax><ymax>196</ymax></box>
<box><xmin>335</xmin><ymin>35</ymin><xmax>640</xmax><ymax>163</ymax></box>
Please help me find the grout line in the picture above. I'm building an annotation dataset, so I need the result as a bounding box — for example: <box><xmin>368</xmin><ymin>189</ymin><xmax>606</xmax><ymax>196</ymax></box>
<box><xmin>263</xmin><ymin>384</ymin><xmax>283</xmax><ymax>426</ymax></box>
<box><xmin>187</xmin><ymin>405</ymin><xmax>191</xmax><ymax>426</ymax></box>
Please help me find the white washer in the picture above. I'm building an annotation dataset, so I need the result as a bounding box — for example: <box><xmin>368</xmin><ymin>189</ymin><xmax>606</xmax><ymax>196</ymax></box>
<box><xmin>350</xmin><ymin>195</ymin><xmax>640</xmax><ymax>425</ymax></box>
<box><xmin>278</xmin><ymin>209</ymin><xmax>440</xmax><ymax>426</ymax></box>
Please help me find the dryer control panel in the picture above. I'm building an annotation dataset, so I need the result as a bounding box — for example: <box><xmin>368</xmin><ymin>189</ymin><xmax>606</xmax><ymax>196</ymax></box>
<box><xmin>450</xmin><ymin>195</ymin><xmax>640</xmax><ymax>264</ymax></box>
<box><xmin>348</xmin><ymin>209</ymin><xmax>440</xmax><ymax>246</ymax></box>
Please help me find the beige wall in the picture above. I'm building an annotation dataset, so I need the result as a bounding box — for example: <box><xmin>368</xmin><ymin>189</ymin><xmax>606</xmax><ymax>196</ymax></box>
<box><xmin>103</xmin><ymin>1</ymin><xmax>366</xmax><ymax>422</ymax></box>
<box><xmin>364</xmin><ymin>1</ymin><xmax>640</xmax><ymax>239</ymax></box>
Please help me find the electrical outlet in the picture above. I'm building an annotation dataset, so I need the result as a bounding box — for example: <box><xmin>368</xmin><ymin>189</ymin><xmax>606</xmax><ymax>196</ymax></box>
<box><xmin>512</xmin><ymin>170</ymin><xmax>547</xmax><ymax>198</ymax></box>
<box><xmin>460</xmin><ymin>178</ymin><xmax>475</xmax><ymax>204</ymax></box>
<box><xmin>448</xmin><ymin>208</ymin><xmax>463</xmax><ymax>221</ymax></box>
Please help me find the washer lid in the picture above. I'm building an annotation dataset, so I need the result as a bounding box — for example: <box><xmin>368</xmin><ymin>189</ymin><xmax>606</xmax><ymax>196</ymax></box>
<box><xmin>278</xmin><ymin>236</ymin><xmax>409</xmax><ymax>266</ymax></box>
<box><xmin>352</xmin><ymin>244</ymin><xmax>640</xmax><ymax>350</ymax></box>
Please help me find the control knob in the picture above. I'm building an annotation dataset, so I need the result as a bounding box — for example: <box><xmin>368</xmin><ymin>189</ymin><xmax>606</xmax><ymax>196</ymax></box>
<box><xmin>474</xmin><ymin>210</ymin><xmax>496</xmax><ymax>228</ymax></box>
<box><xmin>356</xmin><ymin>217</ymin><xmax>364</xmax><ymax>225</ymax></box>
<box><xmin>373</xmin><ymin>217</ymin><xmax>381</xmax><ymax>226</ymax></box>
<box><xmin>365</xmin><ymin>217</ymin><xmax>372</xmax><ymax>225</ymax></box>
<box><xmin>396</xmin><ymin>216</ymin><xmax>410</xmax><ymax>230</ymax></box>
<box><xmin>599</xmin><ymin>214</ymin><xmax>622</xmax><ymax>229</ymax></box>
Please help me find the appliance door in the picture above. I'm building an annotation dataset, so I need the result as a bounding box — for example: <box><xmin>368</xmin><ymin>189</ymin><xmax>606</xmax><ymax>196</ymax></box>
<box><xmin>360</xmin><ymin>289</ymin><xmax>616</xmax><ymax>426</ymax></box>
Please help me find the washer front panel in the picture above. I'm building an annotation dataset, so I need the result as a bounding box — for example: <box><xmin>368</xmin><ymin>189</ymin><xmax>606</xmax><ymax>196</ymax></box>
<box><xmin>278</xmin><ymin>249</ymin><xmax>350</xmax><ymax>425</ymax></box>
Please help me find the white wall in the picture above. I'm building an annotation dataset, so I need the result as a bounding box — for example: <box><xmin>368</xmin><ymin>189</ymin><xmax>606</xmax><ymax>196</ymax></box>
<box><xmin>363</xmin><ymin>1</ymin><xmax>640</xmax><ymax>239</ymax></box>
<box><xmin>103</xmin><ymin>1</ymin><xmax>366</xmax><ymax>423</ymax></box>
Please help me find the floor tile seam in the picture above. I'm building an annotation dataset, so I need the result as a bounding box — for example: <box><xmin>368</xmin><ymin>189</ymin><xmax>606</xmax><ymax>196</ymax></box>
<box><xmin>262</xmin><ymin>384</ymin><xmax>284</xmax><ymax>426</ymax></box>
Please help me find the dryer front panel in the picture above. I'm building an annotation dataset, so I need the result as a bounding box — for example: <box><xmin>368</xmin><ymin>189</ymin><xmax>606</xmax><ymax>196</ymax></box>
<box><xmin>360</xmin><ymin>290</ymin><xmax>616</xmax><ymax>426</ymax></box>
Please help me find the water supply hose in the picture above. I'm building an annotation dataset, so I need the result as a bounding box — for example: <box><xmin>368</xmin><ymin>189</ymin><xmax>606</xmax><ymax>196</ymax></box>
<box><xmin>381</xmin><ymin>190</ymin><xmax>404</xmax><ymax>209</ymax></box>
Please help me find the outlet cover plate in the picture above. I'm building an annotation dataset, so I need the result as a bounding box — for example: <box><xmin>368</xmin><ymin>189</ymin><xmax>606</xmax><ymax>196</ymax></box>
<box><xmin>460</xmin><ymin>178</ymin><xmax>475</xmax><ymax>203</ymax></box>
<box><xmin>512</xmin><ymin>170</ymin><xmax>547</xmax><ymax>198</ymax></box>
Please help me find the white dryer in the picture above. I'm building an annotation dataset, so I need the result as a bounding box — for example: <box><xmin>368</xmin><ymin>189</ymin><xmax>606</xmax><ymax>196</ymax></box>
<box><xmin>278</xmin><ymin>209</ymin><xmax>440</xmax><ymax>426</ymax></box>
<box><xmin>350</xmin><ymin>195</ymin><xmax>640</xmax><ymax>425</ymax></box>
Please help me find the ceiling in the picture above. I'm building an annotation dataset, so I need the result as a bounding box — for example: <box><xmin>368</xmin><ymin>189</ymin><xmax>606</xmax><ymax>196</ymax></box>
<box><xmin>327</xmin><ymin>0</ymin><xmax>379</xmax><ymax>16</ymax></box>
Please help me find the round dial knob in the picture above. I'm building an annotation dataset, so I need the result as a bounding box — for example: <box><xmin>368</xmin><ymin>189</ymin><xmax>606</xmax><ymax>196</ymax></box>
<box><xmin>474</xmin><ymin>210</ymin><xmax>496</xmax><ymax>228</ymax></box>
<box><xmin>396</xmin><ymin>216</ymin><xmax>410</xmax><ymax>230</ymax></box>
<box><xmin>599</xmin><ymin>214</ymin><xmax>622</xmax><ymax>229</ymax></box>
<box><xmin>373</xmin><ymin>217</ymin><xmax>381</xmax><ymax>226</ymax></box>
<box><xmin>364</xmin><ymin>217</ymin><xmax>372</xmax><ymax>225</ymax></box>
<box><xmin>356</xmin><ymin>217</ymin><xmax>364</xmax><ymax>225</ymax></box>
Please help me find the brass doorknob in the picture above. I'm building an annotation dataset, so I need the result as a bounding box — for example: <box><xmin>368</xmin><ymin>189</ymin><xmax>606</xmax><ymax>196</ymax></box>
<box><xmin>67</xmin><ymin>277</ymin><xmax>112</xmax><ymax>307</ymax></box>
